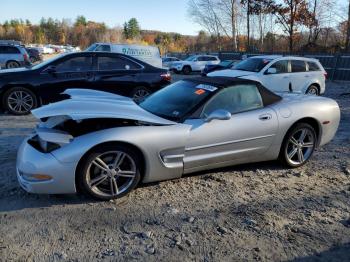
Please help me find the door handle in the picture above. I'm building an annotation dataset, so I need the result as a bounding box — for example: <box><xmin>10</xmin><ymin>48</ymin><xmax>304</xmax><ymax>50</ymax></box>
<box><xmin>259</xmin><ymin>114</ymin><xmax>272</xmax><ymax>121</ymax></box>
<box><xmin>304</xmin><ymin>75</ymin><xmax>310</xmax><ymax>78</ymax></box>
<box><xmin>283</xmin><ymin>76</ymin><xmax>289</xmax><ymax>79</ymax></box>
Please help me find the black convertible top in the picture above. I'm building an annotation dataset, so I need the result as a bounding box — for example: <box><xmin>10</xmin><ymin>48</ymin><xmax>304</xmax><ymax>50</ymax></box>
<box><xmin>186</xmin><ymin>76</ymin><xmax>255</xmax><ymax>88</ymax></box>
<box><xmin>185</xmin><ymin>76</ymin><xmax>282</xmax><ymax>106</ymax></box>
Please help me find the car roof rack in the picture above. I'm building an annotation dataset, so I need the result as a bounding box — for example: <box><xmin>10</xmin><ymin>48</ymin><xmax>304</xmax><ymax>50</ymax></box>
<box><xmin>0</xmin><ymin>40</ymin><xmax>22</xmax><ymax>46</ymax></box>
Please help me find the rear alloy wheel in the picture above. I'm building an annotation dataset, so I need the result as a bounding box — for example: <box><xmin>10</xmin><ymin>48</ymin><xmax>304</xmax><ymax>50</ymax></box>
<box><xmin>306</xmin><ymin>85</ymin><xmax>319</xmax><ymax>95</ymax></box>
<box><xmin>3</xmin><ymin>87</ymin><xmax>38</xmax><ymax>115</ymax></box>
<box><xmin>78</xmin><ymin>145</ymin><xmax>141</xmax><ymax>200</ymax></box>
<box><xmin>6</xmin><ymin>61</ymin><xmax>20</xmax><ymax>69</ymax></box>
<box><xmin>182</xmin><ymin>66</ymin><xmax>192</xmax><ymax>75</ymax></box>
<box><xmin>131</xmin><ymin>87</ymin><xmax>150</xmax><ymax>103</ymax></box>
<box><xmin>280</xmin><ymin>123</ymin><xmax>316</xmax><ymax>167</ymax></box>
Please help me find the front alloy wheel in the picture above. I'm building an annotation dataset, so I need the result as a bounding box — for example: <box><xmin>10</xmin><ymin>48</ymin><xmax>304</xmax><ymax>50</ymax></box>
<box><xmin>79</xmin><ymin>145</ymin><xmax>141</xmax><ymax>200</ymax></box>
<box><xmin>280</xmin><ymin>123</ymin><xmax>316</xmax><ymax>167</ymax></box>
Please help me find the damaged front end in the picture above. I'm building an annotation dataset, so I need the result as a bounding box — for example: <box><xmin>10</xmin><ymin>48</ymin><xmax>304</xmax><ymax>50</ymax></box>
<box><xmin>28</xmin><ymin>88</ymin><xmax>177</xmax><ymax>153</ymax></box>
<box><xmin>30</xmin><ymin>115</ymin><xmax>158</xmax><ymax>153</ymax></box>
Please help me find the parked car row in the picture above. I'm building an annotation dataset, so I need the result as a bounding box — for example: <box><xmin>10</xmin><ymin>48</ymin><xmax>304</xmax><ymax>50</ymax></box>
<box><xmin>0</xmin><ymin>51</ymin><xmax>170</xmax><ymax>114</ymax></box>
<box><xmin>0</xmin><ymin>44</ymin><xmax>31</xmax><ymax>69</ymax></box>
<box><xmin>209</xmin><ymin>55</ymin><xmax>327</xmax><ymax>95</ymax></box>
<box><xmin>169</xmin><ymin>55</ymin><xmax>221</xmax><ymax>74</ymax></box>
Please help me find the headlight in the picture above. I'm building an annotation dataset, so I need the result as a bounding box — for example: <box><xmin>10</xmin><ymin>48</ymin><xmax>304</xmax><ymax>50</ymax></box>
<box><xmin>28</xmin><ymin>127</ymin><xmax>73</xmax><ymax>153</ymax></box>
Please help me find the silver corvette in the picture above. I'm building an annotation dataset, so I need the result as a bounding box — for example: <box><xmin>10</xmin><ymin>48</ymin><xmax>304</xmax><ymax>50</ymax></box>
<box><xmin>16</xmin><ymin>77</ymin><xmax>340</xmax><ymax>200</ymax></box>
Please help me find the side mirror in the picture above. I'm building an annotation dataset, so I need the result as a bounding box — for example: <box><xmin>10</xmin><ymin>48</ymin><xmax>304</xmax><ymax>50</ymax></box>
<box><xmin>44</xmin><ymin>65</ymin><xmax>56</xmax><ymax>74</ymax></box>
<box><xmin>205</xmin><ymin>109</ymin><xmax>231</xmax><ymax>122</ymax></box>
<box><xmin>266</xmin><ymin>67</ymin><xmax>277</xmax><ymax>74</ymax></box>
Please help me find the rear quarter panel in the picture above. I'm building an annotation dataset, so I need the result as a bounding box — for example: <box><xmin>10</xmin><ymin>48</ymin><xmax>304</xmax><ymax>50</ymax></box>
<box><xmin>267</xmin><ymin>95</ymin><xmax>340</xmax><ymax>158</ymax></box>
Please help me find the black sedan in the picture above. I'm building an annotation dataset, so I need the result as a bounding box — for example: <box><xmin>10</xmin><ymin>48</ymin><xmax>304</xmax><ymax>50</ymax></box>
<box><xmin>201</xmin><ymin>60</ymin><xmax>240</xmax><ymax>76</ymax></box>
<box><xmin>25</xmin><ymin>47</ymin><xmax>43</xmax><ymax>63</ymax></box>
<box><xmin>0</xmin><ymin>52</ymin><xmax>171</xmax><ymax>115</ymax></box>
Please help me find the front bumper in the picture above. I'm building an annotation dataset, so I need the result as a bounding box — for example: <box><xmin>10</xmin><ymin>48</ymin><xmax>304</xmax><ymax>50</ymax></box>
<box><xmin>16</xmin><ymin>137</ymin><xmax>77</xmax><ymax>194</ymax></box>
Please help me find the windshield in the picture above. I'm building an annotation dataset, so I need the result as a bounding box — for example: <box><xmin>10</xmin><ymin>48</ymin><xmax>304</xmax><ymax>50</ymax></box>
<box><xmin>233</xmin><ymin>58</ymin><xmax>271</xmax><ymax>72</ymax></box>
<box><xmin>185</xmin><ymin>56</ymin><xmax>197</xmax><ymax>61</ymax></box>
<box><xmin>219</xmin><ymin>60</ymin><xmax>233</xmax><ymax>67</ymax></box>
<box><xmin>31</xmin><ymin>54</ymin><xmax>66</xmax><ymax>70</ymax></box>
<box><xmin>140</xmin><ymin>80</ymin><xmax>216</xmax><ymax>121</ymax></box>
<box><xmin>85</xmin><ymin>44</ymin><xmax>98</xmax><ymax>51</ymax></box>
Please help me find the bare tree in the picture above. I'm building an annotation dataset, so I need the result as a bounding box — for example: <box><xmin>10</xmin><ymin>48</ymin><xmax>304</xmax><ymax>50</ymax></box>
<box><xmin>188</xmin><ymin>0</ymin><xmax>240</xmax><ymax>50</ymax></box>
<box><xmin>272</xmin><ymin>0</ymin><xmax>315</xmax><ymax>51</ymax></box>
<box><xmin>346</xmin><ymin>0</ymin><xmax>350</xmax><ymax>50</ymax></box>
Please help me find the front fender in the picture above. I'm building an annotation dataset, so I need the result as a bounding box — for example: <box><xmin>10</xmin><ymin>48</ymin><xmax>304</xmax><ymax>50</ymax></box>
<box><xmin>52</xmin><ymin>124</ymin><xmax>191</xmax><ymax>183</ymax></box>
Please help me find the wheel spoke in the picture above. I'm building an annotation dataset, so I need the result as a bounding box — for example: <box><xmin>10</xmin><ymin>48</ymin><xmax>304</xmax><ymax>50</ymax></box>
<box><xmin>290</xmin><ymin>137</ymin><xmax>299</xmax><ymax>146</ymax></box>
<box><xmin>288</xmin><ymin>147</ymin><xmax>298</xmax><ymax>159</ymax></box>
<box><xmin>299</xmin><ymin>130</ymin><xmax>307</xmax><ymax>142</ymax></box>
<box><xmin>22</xmin><ymin>102</ymin><xmax>32</xmax><ymax>111</ymax></box>
<box><xmin>118</xmin><ymin>170</ymin><xmax>136</xmax><ymax>178</ymax></box>
<box><xmin>90</xmin><ymin>175</ymin><xmax>108</xmax><ymax>187</ymax></box>
<box><xmin>302</xmin><ymin>142</ymin><xmax>314</xmax><ymax>148</ymax></box>
<box><xmin>92</xmin><ymin>157</ymin><xmax>109</xmax><ymax>172</ymax></box>
<box><xmin>110</xmin><ymin>177</ymin><xmax>119</xmax><ymax>196</ymax></box>
<box><xmin>112</xmin><ymin>152</ymin><xmax>125</xmax><ymax>169</ymax></box>
<box><xmin>297</xmin><ymin>149</ymin><xmax>304</xmax><ymax>163</ymax></box>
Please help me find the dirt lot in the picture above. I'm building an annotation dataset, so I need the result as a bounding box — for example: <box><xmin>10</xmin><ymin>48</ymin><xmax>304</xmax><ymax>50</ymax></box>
<box><xmin>0</xmin><ymin>76</ymin><xmax>349</xmax><ymax>262</ymax></box>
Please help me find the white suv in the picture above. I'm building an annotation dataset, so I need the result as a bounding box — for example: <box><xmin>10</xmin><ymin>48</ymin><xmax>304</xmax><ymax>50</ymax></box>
<box><xmin>170</xmin><ymin>55</ymin><xmax>220</xmax><ymax>75</ymax></box>
<box><xmin>208</xmin><ymin>55</ymin><xmax>327</xmax><ymax>95</ymax></box>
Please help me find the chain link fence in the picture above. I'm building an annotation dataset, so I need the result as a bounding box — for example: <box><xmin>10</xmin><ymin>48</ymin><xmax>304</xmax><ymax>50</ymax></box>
<box><xmin>167</xmin><ymin>51</ymin><xmax>350</xmax><ymax>81</ymax></box>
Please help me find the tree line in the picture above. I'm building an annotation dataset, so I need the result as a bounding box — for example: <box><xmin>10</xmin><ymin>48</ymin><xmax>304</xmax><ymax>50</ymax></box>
<box><xmin>188</xmin><ymin>0</ymin><xmax>350</xmax><ymax>52</ymax></box>
<box><xmin>1</xmin><ymin>0</ymin><xmax>350</xmax><ymax>54</ymax></box>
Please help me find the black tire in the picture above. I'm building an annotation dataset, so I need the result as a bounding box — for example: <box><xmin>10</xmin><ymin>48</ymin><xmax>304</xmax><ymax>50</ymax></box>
<box><xmin>6</xmin><ymin>60</ymin><xmax>20</xmax><ymax>69</ymax></box>
<box><xmin>2</xmin><ymin>87</ymin><xmax>38</xmax><ymax>115</ymax></box>
<box><xmin>77</xmin><ymin>144</ymin><xmax>142</xmax><ymax>200</ymax></box>
<box><xmin>130</xmin><ymin>86</ymin><xmax>151</xmax><ymax>103</ymax></box>
<box><xmin>279</xmin><ymin>123</ymin><xmax>317</xmax><ymax>168</ymax></box>
<box><xmin>306</xmin><ymin>85</ymin><xmax>319</xmax><ymax>96</ymax></box>
<box><xmin>182</xmin><ymin>66</ymin><xmax>192</xmax><ymax>75</ymax></box>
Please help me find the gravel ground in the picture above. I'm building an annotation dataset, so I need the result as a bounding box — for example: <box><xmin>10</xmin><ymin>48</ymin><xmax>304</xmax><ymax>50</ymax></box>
<box><xmin>0</xmin><ymin>76</ymin><xmax>349</xmax><ymax>262</ymax></box>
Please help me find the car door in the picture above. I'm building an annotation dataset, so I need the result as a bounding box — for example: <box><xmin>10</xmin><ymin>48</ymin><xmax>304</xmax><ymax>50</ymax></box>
<box><xmin>260</xmin><ymin>59</ymin><xmax>290</xmax><ymax>93</ymax></box>
<box><xmin>195</xmin><ymin>56</ymin><xmax>207</xmax><ymax>71</ymax></box>
<box><xmin>38</xmin><ymin>54</ymin><xmax>94</xmax><ymax>103</ymax></box>
<box><xmin>290</xmin><ymin>59</ymin><xmax>308</xmax><ymax>92</ymax></box>
<box><xmin>183</xmin><ymin>83</ymin><xmax>278</xmax><ymax>172</ymax></box>
<box><xmin>93</xmin><ymin>54</ymin><xmax>143</xmax><ymax>96</ymax></box>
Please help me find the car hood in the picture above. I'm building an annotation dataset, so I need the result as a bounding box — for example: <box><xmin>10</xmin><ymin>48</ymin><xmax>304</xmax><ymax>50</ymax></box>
<box><xmin>31</xmin><ymin>89</ymin><xmax>176</xmax><ymax>125</ymax></box>
<box><xmin>207</xmin><ymin>69</ymin><xmax>256</xmax><ymax>78</ymax></box>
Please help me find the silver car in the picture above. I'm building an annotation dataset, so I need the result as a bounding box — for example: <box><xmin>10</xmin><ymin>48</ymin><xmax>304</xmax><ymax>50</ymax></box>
<box><xmin>0</xmin><ymin>44</ymin><xmax>31</xmax><ymax>69</ymax></box>
<box><xmin>16</xmin><ymin>77</ymin><xmax>340</xmax><ymax>200</ymax></box>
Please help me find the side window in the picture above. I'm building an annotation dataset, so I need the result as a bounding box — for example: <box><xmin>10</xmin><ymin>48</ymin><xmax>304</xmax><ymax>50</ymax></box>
<box><xmin>97</xmin><ymin>56</ymin><xmax>140</xmax><ymax>70</ymax></box>
<box><xmin>209</xmin><ymin>57</ymin><xmax>218</xmax><ymax>61</ymax></box>
<box><xmin>197</xmin><ymin>56</ymin><xmax>205</xmax><ymax>61</ymax></box>
<box><xmin>201</xmin><ymin>84</ymin><xmax>263</xmax><ymax>117</ymax></box>
<box><xmin>95</xmin><ymin>45</ymin><xmax>111</xmax><ymax>52</ymax></box>
<box><xmin>291</xmin><ymin>60</ymin><xmax>306</xmax><ymax>73</ymax></box>
<box><xmin>308</xmin><ymin>61</ymin><xmax>321</xmax><ymax>71</ymax></box>
<box><xmin>55</xmin><ymin>56</ymin><xmax>92</xmax><ymax>72</ymax></box>
<box><xmin>0</xmin><ymin>46</ymin><xmax>5</xmax><ymax>54</ymax></box>
<box><xmin>268</xmin><ymin>60</ymin><xmax>289</xmax><ymax>74</ymax></box>
<box><xmin>3</xmin><ymin>46</ymin><xmax>20</xmax><ymax>54</ymax></box>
